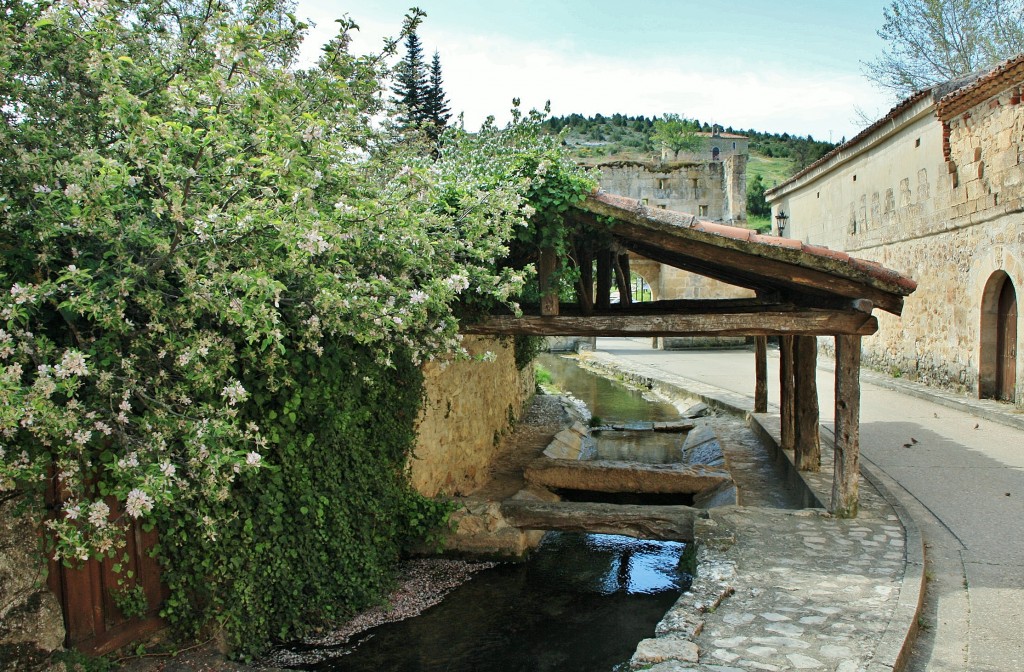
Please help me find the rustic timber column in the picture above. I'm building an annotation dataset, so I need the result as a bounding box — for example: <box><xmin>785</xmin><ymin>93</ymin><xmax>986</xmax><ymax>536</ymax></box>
<box><xmin>577</xmin><ymin>246</ymin><xmax>594</xmax><ymax>315</ymax></box>
<box><xmin>614</xmin><ymin>253</ymin><xmax>632</xmax><ymax>307</ymax></box>
<box><xmin>539</xmin><ymin>246</ymin><xmax>559</xmax><ymax>316</ymax></box>
<box><xmin>780</xmin><ymin>336</ymin><xmax>796</xmax><ymax>451</ymax></box>
<box><xmin>754</xmin><ymin>336</ymin><xmax>768</xmax><ymax>413</ymax></box>
<box><xmin>832</xmin><ymin>335</ymin><xmax>862</xmax><ymax>518</ymax></box>
<box><xmin>596</xmin><ymin>249</ymin><xmax>613</xmax><ymax>311</ymax></box>
<box><xmin>794</xmin><ymin>335</ymin><xmax>821</xmax><ymax>471</ymax></box>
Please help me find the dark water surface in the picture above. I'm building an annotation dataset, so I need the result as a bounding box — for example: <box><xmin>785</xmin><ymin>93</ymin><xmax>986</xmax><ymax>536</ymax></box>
<box><xmin>292</xmin><ymin>533</ymin><xmax>690</xmax><ymax>672</ymax></box>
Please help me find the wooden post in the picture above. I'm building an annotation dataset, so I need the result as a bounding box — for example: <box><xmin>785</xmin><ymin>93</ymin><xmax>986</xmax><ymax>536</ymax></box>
<box><xmin>596</xmin><ymin>249</ymin><xmax>613</xmax><ymax>311</ymax></box>
<box><xmin>754</xmin><ymin>336</ymin><xmax>768</xmax><ymax>413</ymax></box>
<box><xmin>780</xmin><ymin>336</ymin><xmax>795</xmax><ymax>451</ymax></box>
<box><xmin>577</xmin><ymin>246</ymin><xmax>594</xmax><ymax>315</ymax></box>
<box><xmin>539</xmin><ymin>246</ymin><xmax>559</xmax><ymax>316</ymax></box>
<box><xmin>832</xmin><ymin>334</ymin><xmax>862</xmax><ymax>518</ymax></box>
<box><xmin>794</xmin><ymin>335</ymin><xmax>821</xmax><ymax>472</ymax></box>
<box><xmin>613</xmin><ymin>253</ymin><xmax>632</xmax><ymax>307</ymax></box>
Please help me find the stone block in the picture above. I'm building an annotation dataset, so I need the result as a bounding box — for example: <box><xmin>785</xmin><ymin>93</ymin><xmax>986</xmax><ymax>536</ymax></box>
<box><xmin>542</xmin><ymin>422</ymin><xmax>596</xmax><ymax>460</ymax></box>
<box><xmin>681</xmin><ymin>422</ymin><xmax>725</xmax><ymax>467</ymax></box>
<box><xmin>683</xmin><ymin>402</ymin><xmax>710</xmax><ymax>418</ymax></box>
<box><xmin>630</xmin><ymin>634</ymin><xmax>699</xmax><ymax>668</ymax></box>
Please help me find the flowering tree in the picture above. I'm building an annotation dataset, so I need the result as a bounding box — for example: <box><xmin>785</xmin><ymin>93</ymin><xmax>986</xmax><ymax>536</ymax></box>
<box><xmin>0</xmin><ymin>0</ymin><xmax>589</xmax><ymax>573</ymax></box>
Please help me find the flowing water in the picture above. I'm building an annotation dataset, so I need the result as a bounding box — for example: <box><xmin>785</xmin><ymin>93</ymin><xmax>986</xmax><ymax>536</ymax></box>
<box><xmin>537</xmin><ymin>353</ymin><xmax>680</xmax><ymax>424</ymax></box>
<box><xmin>280</xmin><ymin>354</ymin><xmax>695</xmax><ymax>671</ymax></box>
<box><xmin>290</xmin><ymin>533</ymin><xmax>691</xmax><ymax>672</ymax></box>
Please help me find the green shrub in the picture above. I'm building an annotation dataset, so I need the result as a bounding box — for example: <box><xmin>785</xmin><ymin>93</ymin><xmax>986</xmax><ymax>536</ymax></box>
<box><xmin>155</xmin><ymin>340</ymin><xmax>451</xmax><ymax>658</ymax></box>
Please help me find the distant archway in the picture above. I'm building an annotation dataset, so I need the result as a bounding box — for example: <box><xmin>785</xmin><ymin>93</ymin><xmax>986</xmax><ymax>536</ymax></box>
<box><xmin>980</xmin><ymin>271</ymin><xmax>1018</xmax><ymax>401</ymax></box>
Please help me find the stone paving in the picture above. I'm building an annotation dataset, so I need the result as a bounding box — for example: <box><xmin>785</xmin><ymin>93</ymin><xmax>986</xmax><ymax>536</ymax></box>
<box><xmin>570</xmin><ymin>350</ymin><xmax>921</xmax><ymax>671</ymax></box>
<box><xmin>634</xmin><ymin>506</ymin><xmax>908</xmax><ymax>671</ymax></box>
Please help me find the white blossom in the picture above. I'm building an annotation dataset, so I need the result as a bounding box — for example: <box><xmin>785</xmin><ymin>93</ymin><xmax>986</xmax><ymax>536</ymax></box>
<box><xmin>125</xmin><ymin>488</ymin><xmax>154</xmax><ymax>518</ymax></box>
<box><xmin>87</xmin><ymin>501</ymin><xmax>109</xmax><ymax>528</ymax></box>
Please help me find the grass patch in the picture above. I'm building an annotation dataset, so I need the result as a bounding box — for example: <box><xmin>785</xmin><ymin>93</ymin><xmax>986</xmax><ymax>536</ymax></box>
<box><xmin>747</xmin><ymin>215</ymin><xmax>771</xmax><ymax>234</ymax></box>
<box><xmin>747</xmin><ymin>153</ymin><xmax>797</xmax><ymax>189</ymax></box>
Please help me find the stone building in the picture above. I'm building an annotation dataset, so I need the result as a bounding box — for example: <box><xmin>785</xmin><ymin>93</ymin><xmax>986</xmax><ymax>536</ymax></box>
<box><xmin>766</xmin><ymin>56</ymin><xmax>1024</xmax><ymax>405</ymax></box>
<box><xmin>596</xmin><ymin>136</ymin><xmax>753</xmax><ymax>348</ymax></box>
<box><xmin>661</xmin><ymin>129</ymin><xmax>750</xmax><ymax>164</ymax></box>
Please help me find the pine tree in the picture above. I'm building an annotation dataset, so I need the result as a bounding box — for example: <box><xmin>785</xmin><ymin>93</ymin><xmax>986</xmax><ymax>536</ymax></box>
<box><xmin>392</xmin><ymin>28</ymin><xmax>428</xmax><ymax>127</ymax></box>
<box><xmin>423</xmin><ymin>50</ymin><xmax>452</xmax><ymax>140</ymax></box>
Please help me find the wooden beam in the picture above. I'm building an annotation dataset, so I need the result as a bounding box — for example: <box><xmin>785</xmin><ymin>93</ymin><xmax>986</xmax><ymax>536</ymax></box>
<box><xmin>754</xmin><ymin>336</ymin><xmax>768</xmax><ymax>413</ymax></box>
<box><xmin>500</xmin><ymin>500</ymin><xmax>697</xmax><ymax>542</ymax></box>
<box><xmin>832</xmin><ymin>334</ymin><xmax>862</xmax><ymax>518</ymax></box>
<box><xmin>596</xmin><ymin>216</ymin><xmax>906</xmax><ymax>315</ymax></box>
<box><xmin>539</xmin><ymin>246</ymin><xmax>559</xmax><ymax>316</ymax></box>
<box><xmin>794</xmin><ymin>335</ymin><xmax>821</xmax><ymax>472</ymax></box>
<box><xmin>780</xmin><ymin>336</ymin><xmax>795</xmax><ymax>451</ymax></box>
<box><xmin>578</xmin><ymin>194</ymin><xmax>910</xmax><ymax>314</ymax></box>
<box><xmin>462</xmin><ymin>310</ymin><xmax>878</xmax><ymax>337</ymax></box>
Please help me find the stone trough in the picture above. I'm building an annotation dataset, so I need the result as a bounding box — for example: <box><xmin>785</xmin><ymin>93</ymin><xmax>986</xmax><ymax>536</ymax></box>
<box><xmin>489</xmin><ymin>413</ymin><xmax>737</xmax><ymax>546</ymax></box>
<box><xmin>445</xmin><ymin>396</ymin><xmax>737</xmax><ymax>557</ymax></box>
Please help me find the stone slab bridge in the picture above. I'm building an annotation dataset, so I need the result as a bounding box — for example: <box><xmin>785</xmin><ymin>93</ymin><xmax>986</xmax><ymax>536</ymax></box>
<box><xmin>463</xmin><ymin>190</ymin><xmax>918</xmax><ymax>517</ymax></box>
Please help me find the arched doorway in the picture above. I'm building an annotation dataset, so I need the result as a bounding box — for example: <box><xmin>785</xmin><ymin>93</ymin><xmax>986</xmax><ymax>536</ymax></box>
<box><xmin>980</xmin><ymin>271</ymin><xmax>1018</xmax><ymax>401</ymax></box>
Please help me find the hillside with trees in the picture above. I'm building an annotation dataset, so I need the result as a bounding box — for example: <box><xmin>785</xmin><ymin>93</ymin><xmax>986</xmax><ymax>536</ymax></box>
<box><xmin>540</xmin><ymin>113</ymin><xmax>837</xmax><ymax>231</ymax></box>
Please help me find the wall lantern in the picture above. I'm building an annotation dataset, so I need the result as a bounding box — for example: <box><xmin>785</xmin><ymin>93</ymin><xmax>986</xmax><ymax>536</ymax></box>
<box><xmin>775</xmin><ymin>210</ymin><xmax>789</xmax><ymax>236</ymax></box>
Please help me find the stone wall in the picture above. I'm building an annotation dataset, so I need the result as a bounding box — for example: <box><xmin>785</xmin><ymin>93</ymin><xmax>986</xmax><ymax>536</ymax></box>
<box><xmin>769</xmin><ymin>84</ymin><xmax>1024</xmax><ymax>403</ymax></box>
<box><xmin>0</xmin><ymin>499</ymin><xmax>65</xmax><ymax>669</ymax></box>
<box><xmin>598</xmin><ymin>161</ymin><xmax>728</xmax><ymax>220</ymax></box>
<box><xmin>412</xmin><ymin>336</ymin><xmax>534</xmax><ymax>497</ymax></box>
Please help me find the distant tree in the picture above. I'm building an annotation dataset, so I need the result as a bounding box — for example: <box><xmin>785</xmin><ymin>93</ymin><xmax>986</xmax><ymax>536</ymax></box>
<box><xmin>863</xmin><ymin>0</ymin><xmax>1024</xmax><ymax>98</ymax></box>
<box><xmin>391</xmin><ymin>24</ymin><xmax>428</xmax><ymax>127</ymax></box>
<box><xmin>747</xmin><ymin>174</ymin><xmax>771</xmax><ymax>218</ymax></box>
<box><xmin>652</xmin><ymin>113</ymin><xmax>702</xmax><ymax>159</ymax></box>
<box><xmin>423</xmin><ymin>50</ymin><xmax>451</xmax><ymax>140</ymax></box>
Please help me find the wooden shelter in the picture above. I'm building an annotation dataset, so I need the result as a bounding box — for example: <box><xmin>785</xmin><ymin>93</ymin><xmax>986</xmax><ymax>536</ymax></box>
<box><xmin>464</xmin><ymin>190</ymin><xmax>918</xmax><ymax>518</ymax></box>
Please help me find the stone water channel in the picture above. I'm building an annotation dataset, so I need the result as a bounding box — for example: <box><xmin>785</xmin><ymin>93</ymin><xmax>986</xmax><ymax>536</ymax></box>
<box><xmin>269</xmin><ymin>353</ymin><xmax>792</xmax><ymax>671</ymax></box>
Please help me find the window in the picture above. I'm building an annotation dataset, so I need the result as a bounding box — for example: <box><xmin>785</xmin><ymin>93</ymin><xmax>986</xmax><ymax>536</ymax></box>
<box><xmin>698</xmin><ymin>205</ymin><xmax>708</xmax><ymax>217</ymax></box>
<box><xmin>915</xmin><ymin>138</ymin><xmax>921</xmax><ymax>147</ymax></box>
<box><xmin>853</xmin><ymin>175</ymin><xmax>857</xmax><ymax>182</ymax></box>
<box><xmin>642</xmin><ymin>198</ymin><xmax>649</xmax><ymax>205</ymax></box>
<box><xmin>658</xmin><ymin>178</ymin><xmax>666</xmax><ymax>190</ymax></box>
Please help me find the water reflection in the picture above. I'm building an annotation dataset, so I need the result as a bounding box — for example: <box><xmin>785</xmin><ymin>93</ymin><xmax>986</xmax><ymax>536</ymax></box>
<box><xmin>292</xmin><ymin>533</ymin><xmax>690</xmax><ymax>672</ymax></box>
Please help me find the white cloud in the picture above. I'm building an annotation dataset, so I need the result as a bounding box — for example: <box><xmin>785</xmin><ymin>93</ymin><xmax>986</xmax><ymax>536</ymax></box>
<box><xmin>296</xmin><ymin>7</ymin><xmax>892</xmax><ymax>142</ymax></box>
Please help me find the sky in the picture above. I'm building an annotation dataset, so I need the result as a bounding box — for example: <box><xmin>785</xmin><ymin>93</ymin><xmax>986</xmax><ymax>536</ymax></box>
<box><xmin>293</xmin><ymin>0</ymin><xmax>899</xmax><ymax>142</ymax></box>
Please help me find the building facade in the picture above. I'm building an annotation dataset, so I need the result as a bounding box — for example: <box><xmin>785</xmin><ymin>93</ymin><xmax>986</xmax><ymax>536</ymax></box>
<box><xmin>767</xmin><ymin>58</ymin><xmax>1024</xmax><ymax>404</ymax></box>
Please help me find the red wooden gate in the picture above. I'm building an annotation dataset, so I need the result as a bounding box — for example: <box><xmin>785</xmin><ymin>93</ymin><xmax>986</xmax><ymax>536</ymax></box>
<box><xmin>45</xmin><ymin>495</ymin><xmax>167</xmax><ymax>655</ymax></box>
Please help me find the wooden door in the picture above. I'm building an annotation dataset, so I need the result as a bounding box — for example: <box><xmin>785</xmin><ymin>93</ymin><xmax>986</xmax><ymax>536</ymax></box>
<box><xmin>46</xmin><ymin>488</ymin><xmax>167</xmax><ymax>655</ymax></box>
<box><xmin>996</xmin><ymin>279</ymin><xmax>1018</xmax><ymax>401</ymax></box>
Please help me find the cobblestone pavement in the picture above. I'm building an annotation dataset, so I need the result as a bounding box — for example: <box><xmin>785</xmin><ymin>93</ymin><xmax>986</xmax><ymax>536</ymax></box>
<box><xmin>636</xmin><ymin>506</ymin><xmax>908</xmax><ymax>672</ymax></box>
<box><xmin>571</xmin><ymin>348</ymin><xmax>921</xmax><ymax>671</ymax></box>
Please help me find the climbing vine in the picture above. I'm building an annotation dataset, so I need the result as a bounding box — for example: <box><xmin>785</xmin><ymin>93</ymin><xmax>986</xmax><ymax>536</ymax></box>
<box><xmin>154</xmin><ymin>341</ymin><xmax>450</xmax><ymax>657</ymax></box>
